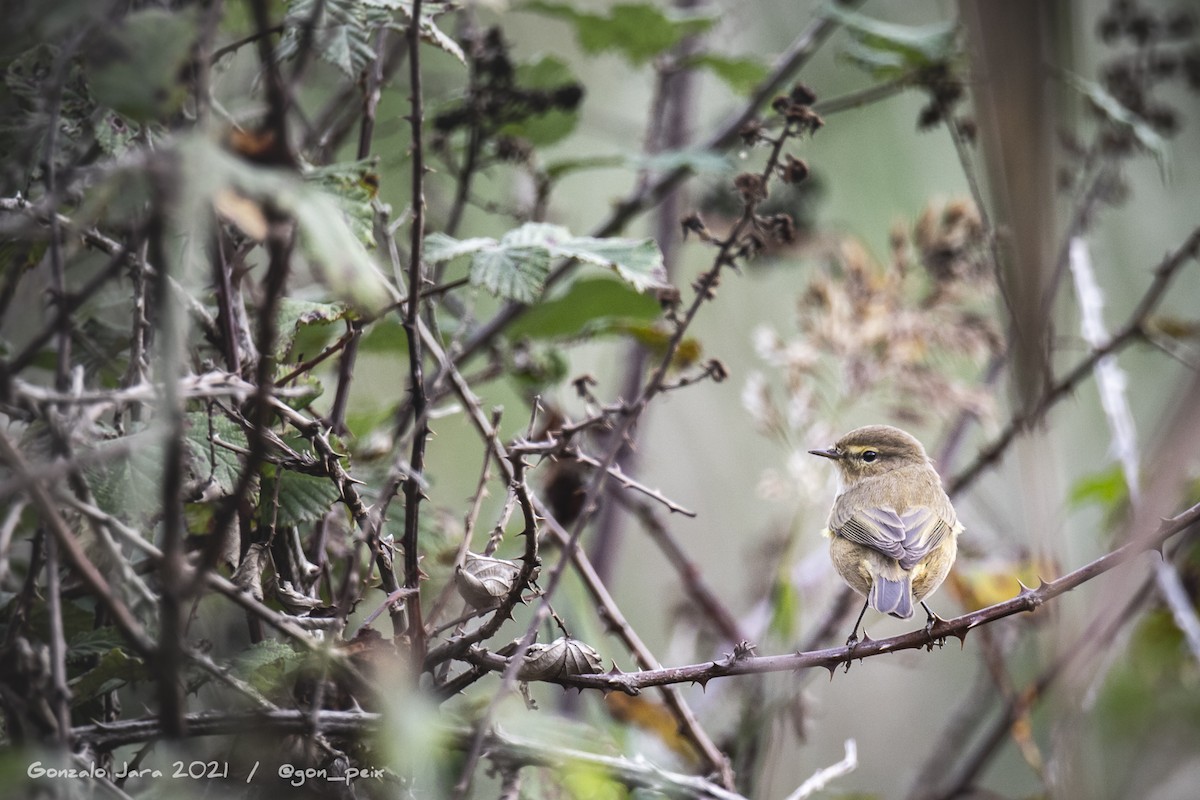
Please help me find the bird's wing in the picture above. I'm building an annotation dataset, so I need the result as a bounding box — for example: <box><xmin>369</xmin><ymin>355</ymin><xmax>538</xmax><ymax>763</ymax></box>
<box><xmin>834</xmin><ymin>506</ymin><xmax>951</xmax><ymax>570</ymax></box>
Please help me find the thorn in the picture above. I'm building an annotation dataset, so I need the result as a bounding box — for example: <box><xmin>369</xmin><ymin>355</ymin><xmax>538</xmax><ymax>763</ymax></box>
<box><xmin>952</xmin><ymin>628</ymin><xmax>969</xmax><ymax>647</ymax></box>
<box><xmin>859</xmin><ymin>631</ymin><xmax>873</xmax><ymax>644</ymax></box>
<box><xmin>1015</xmin><ymin>579</ymin><xmax>1035</xmax><ymax>596</ymax></box>
<box><xmin>824</xmin><ymin>664</ymin><xmax>837</xmax><ymax>681</ymax></box>
<box><xmin>1035</xmin><ymin>575</ymin><xmax>1051</xmax><ymax>591</ymax></box>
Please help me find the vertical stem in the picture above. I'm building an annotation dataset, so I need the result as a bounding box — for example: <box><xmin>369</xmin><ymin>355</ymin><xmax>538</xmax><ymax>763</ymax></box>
<box><xmin>589</xmin><ymin>0</ymin><xmax>698</xmax><ymax>587</ymax></box>
<box><xmin>149</xmin><ymin>206</ymin><xmax>188</xmax><ymax>738</ymax></box>
<box><xmin>327</xmin><ymin>28</ymin><xmax>387</xmax><ymax>434</ymax></box>
<box><xmin>43</xmin><ymin>527</ymin><xmax>71</xmax><ymax>742</ymax></box>
<box><xmin>402</xmin><ymin>0</ymin><xmax>429</xmax><ymax>666</ymax></box>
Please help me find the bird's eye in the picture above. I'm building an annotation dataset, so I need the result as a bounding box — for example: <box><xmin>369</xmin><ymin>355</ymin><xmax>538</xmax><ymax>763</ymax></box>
<box><xmin>861</xmin><ymin>450</ymin><xmax>878</xmax><ymax>463</ymax></box>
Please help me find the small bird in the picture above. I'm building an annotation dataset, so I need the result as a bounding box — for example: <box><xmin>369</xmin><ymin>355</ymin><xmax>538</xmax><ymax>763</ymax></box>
<box><xmin>809</xmin><ymin>425</ymin><xmax>962</xmax><ymax>646</ymax></box>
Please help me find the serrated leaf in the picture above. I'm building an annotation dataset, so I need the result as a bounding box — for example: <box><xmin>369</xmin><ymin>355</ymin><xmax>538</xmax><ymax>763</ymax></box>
<box><xmin>524</xmin><ymin>1</ymin><xmax>716</xmax><ymax>65</ymax></box>
<box><xmin>304</xmin><ymin>159</ymin><xmax>380</xmax><ymax>247</ymax></box>
<box><xmin>184</xmin><ymin>410</ymin><xmax>249</xmax><ymax>496</ymax></box>
<box><xmin>84</xmin><ymin>429</ymin><xmax>164</xmax><ymax>520</ymax></box>
<box><xmin>472</xmin><ymin>245</ymin><xmax>552</xmax><ymax>303</ymax></box>
<box><xmin>234</xmin><ymin>639</ymin><xmax>306</xmax><ymax>695</ymax></box>
<box><xmin>549</xmin><ymin>236</ymin><xmax>669</xmax><ymax>293</ymax></box>
<box><xmin>424</xmin><ymin>232</ymin><xmax>498</xmax><ymax>263</ymax></box>
<box><xmin>275</xmin><ymin>297</ymin><xmax>352</xmax><ymax>360</ymax></box>
<box><xmin>394</xmin><ymin>1</ymin><xmax>465</xmax><ymax>65</ymax></box>
<box><xmin>273</xmin><ymin>469</ymin><xmax>341</xmax><ymax>527</ymax></box>
<box><xmin>278</xmin><ymin>0</ymin><xmax>393</xmax><ymax>78</ymax></box>
<box><xmin>429</xmin><ymin>223</ymin><xmax>670</xmax><ymax>303</ymax></box>
<box><xmin>67</xmin><ymin>627</ymin><xmax>127</xmax><ymax>661</ymax></box>
<box><xmin>686</xmin><ymin>53</ymin><xmax>769</xmax><ymax>95</ymax></box>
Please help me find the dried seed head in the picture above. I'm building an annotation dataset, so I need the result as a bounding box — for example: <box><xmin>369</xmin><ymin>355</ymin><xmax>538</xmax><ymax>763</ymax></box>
<box><xmin>739</xmin><ymin>118</ymin><xmax>764</xmax><ymax>146</ymax></box>
<box><xmin>790</xmin><ymin>81</ymin><xmax>818</xmax><ymax>106</ymax></box>
<box><xmin>780</xmin><ymin>154</ymin><xmax>809</xmax><ymax>184</ymax></box>
<box><xmin>734</xmin><ymin>172</ymin><xmax>768</xmax><ymax>203</ymax></box>
<box><xmin>680</xmin><ymin>211</ymin><xmax>708</xmax><ymax>239</ymax></box>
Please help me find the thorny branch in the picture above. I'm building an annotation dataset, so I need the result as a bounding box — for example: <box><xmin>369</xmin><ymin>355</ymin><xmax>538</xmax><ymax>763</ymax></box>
<box><xmin>461</xmin><ymin>500</ymin><xmax>1200</xmax><ymax>693</ymax></box>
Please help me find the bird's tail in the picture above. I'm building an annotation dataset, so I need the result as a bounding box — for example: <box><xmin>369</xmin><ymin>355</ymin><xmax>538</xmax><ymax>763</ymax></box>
<box><xmin>870</xmin><ymin>575</ymin><xmax>914</xmax><ymax>619</ymax></box>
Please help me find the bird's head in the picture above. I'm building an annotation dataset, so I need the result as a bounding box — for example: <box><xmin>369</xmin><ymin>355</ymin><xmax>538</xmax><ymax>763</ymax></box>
<box><xmin>808</xmin><ymin>424</ymin><xmax>929</xmax><ymax>483</ymax></box>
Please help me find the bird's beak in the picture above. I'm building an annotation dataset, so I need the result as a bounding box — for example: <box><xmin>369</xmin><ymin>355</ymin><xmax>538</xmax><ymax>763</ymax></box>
<box><xmin>808</xmin><ymin>447</ymin><xmax>840</xmax><ymax>460</ymax></box>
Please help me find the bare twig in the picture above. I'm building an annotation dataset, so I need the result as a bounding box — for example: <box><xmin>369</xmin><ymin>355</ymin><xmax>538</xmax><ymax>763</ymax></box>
<box><xmin>949</xmin><ymin>226</ymin><xmax>1200</xmax><ymax>494</ymax></box>
<box><xmin>1069</xmin><ymin>236</ymin><xmax>1200</xmax><ymax>662</ymax></box>
<box><xmin>783</xmin><ymin>739</ymin><xmax>857</xmax><ymax>800</ymax></box>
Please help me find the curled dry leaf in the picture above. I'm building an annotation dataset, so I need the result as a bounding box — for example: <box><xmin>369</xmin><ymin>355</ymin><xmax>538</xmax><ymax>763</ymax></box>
<box><xmin>230</xmin><ymin>542</ymin><xmax>268</xmax><ymax>602</ymax></box>
<box><xmin>269</xmin><ymin>576</ymin><xmax>331</xmax><ymax>615</ymax></box>
<box><xmin>517</xmin><ymin>637</ymin><xmax>603</xmax><ymax>681</ymax></box>
<box><xmin>455</xmin><ymin>552</ymin><xmax>535</xmax><ymax>609</ymax></box>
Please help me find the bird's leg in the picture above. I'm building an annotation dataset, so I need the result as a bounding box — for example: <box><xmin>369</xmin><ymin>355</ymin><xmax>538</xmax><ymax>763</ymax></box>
<box><xmin>845</xmin><ymin>599</ymin><xmax>869</xmax><ymax>648</ymax></box>
<box><xmin>921</xmin><ymin>601</ymin><xmax>946</xmax><ymax>646</ymax></box>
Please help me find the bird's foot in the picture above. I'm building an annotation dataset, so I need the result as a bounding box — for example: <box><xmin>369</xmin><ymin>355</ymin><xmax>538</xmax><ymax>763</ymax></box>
<box><xmin>923</xmin><ymin>609</ymin><xmax>948</xmax><ymax>650</ymax></box>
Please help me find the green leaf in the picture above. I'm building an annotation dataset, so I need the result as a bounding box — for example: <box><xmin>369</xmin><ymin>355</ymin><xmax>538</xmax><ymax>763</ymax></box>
<box><xmin>524</xmin><ymin>1</ymin><xmax>716</xmax><ymax>65</ymax></box>
<box><xmin>84</xmin><ymin>9</ymin><xmax>196</xmax><ymax>121</ymax></box>
<box><xmin>304</xmin><ymin>159</ymin><xmax>381</xmax><ymax>247</ymax></box>
<box><xmin>273</xmin><ymin>469</ymin><xmax>341</xmax><ymax>527</ymax></box>
<box><xmin>394</xmin><ymin>1</ymin><xmax>466</xmax><ymax>65</ymax></box>
<box><xmin>768</xmin><ymin>578</ymin><xmax>798</xmax><ymax>642</ymax></box>
<box><xmin>1069</xmin><ymin>464</ymin><xmax>1129</xmax><ymax>510</ymax></box>
<box><xmin>67</xmin><ymin>628</ymin><xmax>128</xmax><ymax>662</ymax></box>
<box><xmin>278</xmin><ymin>0</ymin><xmax>393</xmax><ymax>78</ymax></box>
<box><xmin>185</xmin><ymin>411</ymin><xmax>249</xmax><ymax>497</ymax></box>
<box><xmin>548</xmin><ymin>236</ymin><xmax>668</xmax><ymax>293</ymax></box>
<box><xmin>507</xmin><ymin>276</ymin><xmax>662</xmax><ymax>340</ymax></box>
<box><xmin>824</xmin><ymin>4</ymin><xmax>957</xmax><ymax>79</ymax></box>
<box><xmin>234</xmin><ymin>639</ymin><xmax>306</xmax><ymax>695</ymax></box>
<box><xmin>424</xmin><ymin>232</ymin><xmax>499</xmax><ymax>263</ymax></box>
<box><xmin>275</xmin><ymin>297</ymin><xmax>352</xmax><ymax>361</ymax></box>
<box><xmin>69</xmin><ymin>649</ymin><xmax>147</xmax><ymax>705</ymax></box>
<box><xmin>472</xmin><ymin>244</ymin><xmax>552</xmax><ymax>304</ymax></box>
<box><xmin>84</xmin><ymin>428</ymin><xmax>164</xmax><ymax>520</ymax></box>
<box><xmin>359</xmin><ymin>318</ymin><xmax>409</xmax><ymax>353</ymax></box>
<box><xmin>426</xmin><ymin>223</ymin><xmax>670</xmax><ymax>303</ymax></box>
<box><xmin>686</xmin><ymin>53</ymin><xmax>769</xmax><ymax>95</ymax></box>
